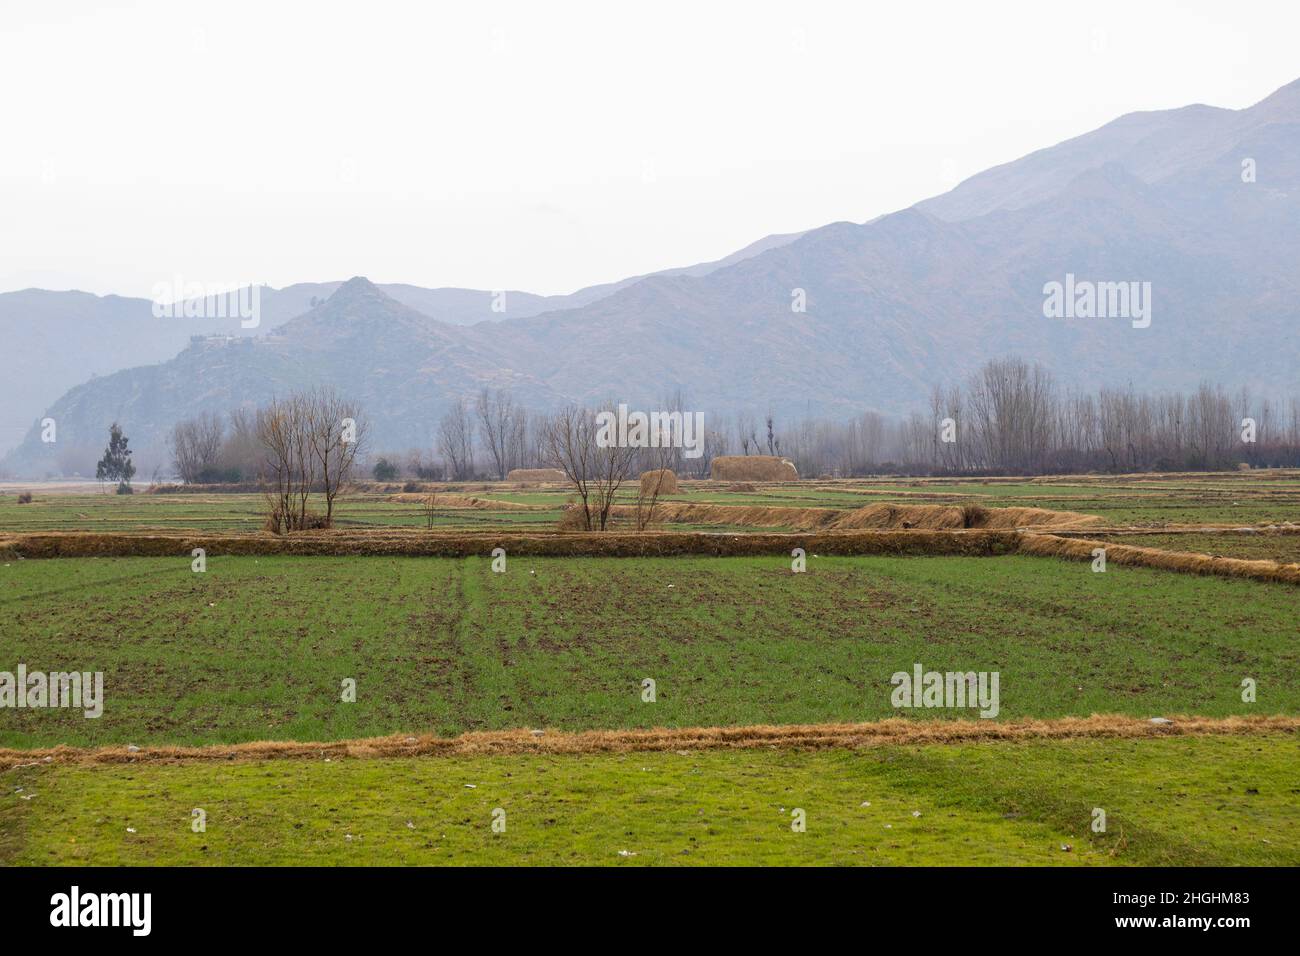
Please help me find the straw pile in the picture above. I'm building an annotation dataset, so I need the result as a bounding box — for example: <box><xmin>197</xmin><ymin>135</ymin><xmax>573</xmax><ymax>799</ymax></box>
<box><xmin>710</xmin><ymin>456</ymin><xmax>799</xmax><ymax>481</ymax></box>
<box><xmin>505</xmin><ymin>468</ymin><xmax>567</xmax><ymax>482</ymax></box>
<box><xmin>639</xmin><ymin>469</ymin><xmax>678</xmax><ymax>496</ymax></box>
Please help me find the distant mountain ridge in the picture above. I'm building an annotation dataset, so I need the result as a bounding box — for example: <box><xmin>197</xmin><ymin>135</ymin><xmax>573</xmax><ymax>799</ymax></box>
<box><xmin>5</xmin><ymin>76</ymin><xmax>1299</xmax><ymax>477</ymax></box>
<box><xmin>0</xmin><ymin>230</ymin><xmax>804</xmax><ymax>460</ymax></box>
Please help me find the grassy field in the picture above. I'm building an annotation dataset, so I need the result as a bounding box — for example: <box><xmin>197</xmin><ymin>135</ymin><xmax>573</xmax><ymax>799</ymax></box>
<box><xmin>3</xmin><ymin>735</ymin><xmax>1295</xmax><ymax>866</ymax></box>
<box><xmin>3</xmin><ymin>471</ymin><xmax>1297</xmax><ymax>868</ymax></box>
<box><xmin>1</xmin><ymin>553</ymin><xmax>1293</xmax><ymax>747</ymax></box>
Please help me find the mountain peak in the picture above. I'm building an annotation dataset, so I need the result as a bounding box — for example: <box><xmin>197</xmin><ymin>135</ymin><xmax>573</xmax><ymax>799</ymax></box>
<box><xmin>328</xmin><ymin>275</ymin><xmax>385</xmax><ymax>303</ymax></box>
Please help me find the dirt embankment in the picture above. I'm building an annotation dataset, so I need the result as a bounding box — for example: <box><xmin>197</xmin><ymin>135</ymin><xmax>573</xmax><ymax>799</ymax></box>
<box><xmin>614</xmin><ymin>501</ymin><xmax>1103</xmax><ymax>532</ymax></box>
<box><xmin>0</xmin><ymin>528</ymin><xmax>1021</xmax><ymax>560</ymax></box>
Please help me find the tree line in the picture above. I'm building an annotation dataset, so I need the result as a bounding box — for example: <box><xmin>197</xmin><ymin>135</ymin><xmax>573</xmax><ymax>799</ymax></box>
<box><xmin>172</xmin><ymin>361</ymin><xmax>1300</xmax><ymax>494</ymax></box>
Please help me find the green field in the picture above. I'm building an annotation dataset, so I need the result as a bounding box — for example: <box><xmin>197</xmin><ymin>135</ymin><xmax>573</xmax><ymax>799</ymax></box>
<box><xmin>3</xmin><ymin>472</ymin><xmax>1298</xmax><ymax>868</ymax></box>
<box><xmin>3</xmin><ymin>735</ymin><xmax>1295</xmax><ymax>866</ymax></box>
<box><xmin>1</xmin><ymin>553</ymin><xmax>1293</xmax><ymax>748</ymax></box>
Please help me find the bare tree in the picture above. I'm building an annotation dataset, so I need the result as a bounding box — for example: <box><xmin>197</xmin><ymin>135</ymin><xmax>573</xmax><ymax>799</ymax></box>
<box><xmin>541</xmin><ymin>404</ymin><xmax>637</xmax><ymax>530</ymax></box>
<box><xmin>633</xmin><ymin>429</ymin><xmax>677</xmax><ymax>531</ymax></box>
<box><xmin>171</xmin><ymin>411</ymin><xmax>224</xmax><ymax>483</ymax></box>
<box><xmin>475</xmin><ymin>388</ymin><xmax>520</xmax><ymax>480</ymax></box>
<box><xmin>305</xmin><ymin>387</ymin><xmax>366</xmax><ymax>524</ymax></box>
<box><xmin>257</xmin><ymin>393</ymin><xmax>315</xmax><ymax>532</ymax></box>
<box><xmin>436</xmin><ymin>398</ymin><xmax>475</xmax><ymax>480</ymax></box>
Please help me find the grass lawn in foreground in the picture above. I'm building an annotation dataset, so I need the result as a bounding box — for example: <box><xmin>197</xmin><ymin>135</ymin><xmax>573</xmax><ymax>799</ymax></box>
<box><xmin>2</xmin><ymin>735</ymin><xmax>1294</xmax><ymax>866</ymax></box>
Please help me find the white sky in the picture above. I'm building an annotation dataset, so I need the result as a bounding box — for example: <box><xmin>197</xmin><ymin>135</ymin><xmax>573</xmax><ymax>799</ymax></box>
<box><xmin>3</xmin><ymin>0</ymin><xmax>1298</xmax><ymax>299</ymax></box>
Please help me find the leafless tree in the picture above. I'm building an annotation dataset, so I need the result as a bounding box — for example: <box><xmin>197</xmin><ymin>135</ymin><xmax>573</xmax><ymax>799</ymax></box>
<box><xmin>305</xmin><ymin>387</ymin><xmax>365</xmax><ymax>524</ymax></box>
<box><xmin>475</xmin><ymin>388</ymin><xmax>520</xmax><ymax>480</ymax></box>
<box><xmin>171</xmin><ymin>411</ymin><xmax>224</xmax><ymax>483</ymax></box>
<box><xmin>436</xmin><ymin>398</ymin><xmax>475</xmax><ymax>480</ymax></box>
<box><xmin>257</xmin><ymin>393</ymin><xmax>316</xmax><ymax>532</ymax></box>
<box><xmin>541</xmin><ymin>404</ymin><xmax>637</xmax><ymax>530</ymax></box>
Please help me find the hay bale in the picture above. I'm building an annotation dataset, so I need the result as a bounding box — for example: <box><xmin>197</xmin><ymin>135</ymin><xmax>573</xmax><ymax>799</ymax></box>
<box><xmin>727</xmin><ymin>482</ymin><xmax>757</xmax><ymax>493</ymax></box>
<box><xmin>505</xmin><ymin>468</ymin><xmax>567</xmax><ymax>483</ymax></box>
<box><xmin>710</xmin><ymin>456</ymin><xmax>799</xmax><ymax>481</ymax></box>
<box><xmin>639</xmin><ymin>469</ymin><xmax>678</xmax><ymax>496</ymax></box>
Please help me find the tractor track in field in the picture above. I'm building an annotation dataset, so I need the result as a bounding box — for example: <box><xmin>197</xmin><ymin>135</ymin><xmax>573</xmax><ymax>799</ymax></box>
<box><xmin>2</xmin><ymin>714</ymin><xmax>1296</xmax><ymax>769</ymax></box>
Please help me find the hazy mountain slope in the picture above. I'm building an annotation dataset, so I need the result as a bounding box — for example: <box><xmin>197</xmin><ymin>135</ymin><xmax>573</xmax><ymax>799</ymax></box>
<box><xmin>6</xmin><ymin>78</ymin><xmax>1298</xmax><ymax>477</ymax></box>
<box><xmin>920</xmin><ymin>77</ymin><xmax>1300</xmax><ymax>222</ymax></box>
<box><xmin>0</xmin><ymin>230</ymin><xmax>805</xmax><ymax>460</ymax></box>
<box><xmin>5</xmin><ymin>278</ymin><xmax>560</xmax><ymax>477</ymax></box>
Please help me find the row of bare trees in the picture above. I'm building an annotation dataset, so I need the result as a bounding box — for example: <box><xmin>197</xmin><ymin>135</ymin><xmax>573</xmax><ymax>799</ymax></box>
<box><xmin>175</xmin><ymin>360</ymin><xmax>1300</xmax><ymax>496</ymax></box>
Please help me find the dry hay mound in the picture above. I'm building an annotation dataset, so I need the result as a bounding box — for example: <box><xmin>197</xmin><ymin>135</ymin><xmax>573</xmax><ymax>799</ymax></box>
<box><xmin>506</xmin><ymin>468</ymin><xmax>567</xmax><ymax>483</ymax></box>
<box><xmin>638</xmin><ymin>469</ymin><xmax>678</xmax><ymax>495</ymax></box>
<box><xmin>710</xmin><ymin>455</ymin><xmax>799</xmax><ymax>481</ymax></box>
<box><xmin>727</xmin><ymin>482</ymin><xmax>757</xmax><ymax>493</ymax></box>
<box><xmin>831</xmin><ymin>503</ymin><xmax>1101</xmax><ymax>532</ymax></box>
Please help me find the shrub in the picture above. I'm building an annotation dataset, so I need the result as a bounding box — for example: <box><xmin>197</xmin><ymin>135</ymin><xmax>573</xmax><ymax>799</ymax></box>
<box><xmin>372</xmin><ymin>458</ymin><xmax>400</xmax><ymax>482</ymax></box>
<box><xmin>17</xmin><ymin>492</ymin><xmax>32</xmax><ymax>504</ymax></box>
<box><xmin>262</xmin><ymin>505</ymin><xmax>331</xmax><ymax>534</ymax></box>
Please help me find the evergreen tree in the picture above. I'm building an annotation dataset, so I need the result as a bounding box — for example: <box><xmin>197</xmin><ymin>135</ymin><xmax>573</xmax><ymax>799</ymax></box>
<box><xmin>95</xmin><ymin>422</ymin><xmax>136</xmax><ymax>493</ymax></box>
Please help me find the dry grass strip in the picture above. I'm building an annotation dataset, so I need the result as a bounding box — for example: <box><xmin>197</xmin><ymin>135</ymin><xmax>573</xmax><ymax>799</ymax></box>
<box><xmin>2</xmin><ymin>715</ymin><xmax>1294</xmax><ymax>770</ymax></box>
<box><xmin>1019</xmin><ymin>532</ymin><xmax>1300</xmax><ymax>585</ymax></box>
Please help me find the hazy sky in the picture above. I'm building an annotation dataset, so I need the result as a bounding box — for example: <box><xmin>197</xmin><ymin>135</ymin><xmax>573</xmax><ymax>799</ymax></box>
<box><xmin>3</xmin><ymin>0</ymin><xmax>1298</xmax><ymax>299</ymax></box>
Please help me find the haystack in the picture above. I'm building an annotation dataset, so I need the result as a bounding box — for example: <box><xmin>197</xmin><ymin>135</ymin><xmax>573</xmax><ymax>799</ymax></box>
<box><xmin>505</xmin><ymin>468</ymin><xmax>567</xmax><ymax>482</ymax></box>
<box><xmin>710</xmin><ymin>455</ymin><xmax>799</xmax><ymax>481</ymax></box>
<box><xmin>639</xmin><ymin>469</ymin><xmax>678</xmax><ymax>496</ymax></box>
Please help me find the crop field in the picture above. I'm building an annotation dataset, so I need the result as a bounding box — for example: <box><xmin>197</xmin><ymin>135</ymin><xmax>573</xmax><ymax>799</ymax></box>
<box><xmin>1</xmin><ymin>553</ymin><xmax>1296</xmax><ymax>747</ymax></box>
<box><xmin>1</xmin><ymin>470</ymin><xmax>1298</xmax><ymax>866</ymax></box>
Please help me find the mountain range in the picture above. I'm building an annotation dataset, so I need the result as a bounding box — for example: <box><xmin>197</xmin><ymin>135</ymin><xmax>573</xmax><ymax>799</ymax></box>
<box><xmin>5</xmin><ymin>77</ymin><xmax>1299</xmax><ymax>477</ymax></box>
